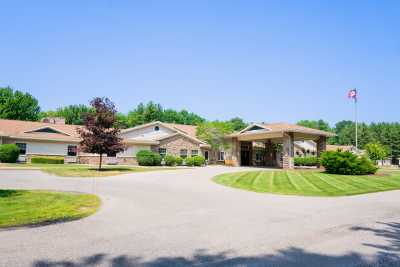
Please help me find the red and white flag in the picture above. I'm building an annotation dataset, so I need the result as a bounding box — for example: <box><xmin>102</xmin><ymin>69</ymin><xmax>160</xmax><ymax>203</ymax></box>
<box><xmin>348</xmin><ymin>89</ymin><xmax>357</xmax><ymax>101</ymax></box>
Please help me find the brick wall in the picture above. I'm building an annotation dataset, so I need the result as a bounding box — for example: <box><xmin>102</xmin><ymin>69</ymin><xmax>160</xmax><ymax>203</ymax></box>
<box><xmin>153</xmin><ymin>134</ymin><xmax>201</xmax><ymax>157</ymax></box>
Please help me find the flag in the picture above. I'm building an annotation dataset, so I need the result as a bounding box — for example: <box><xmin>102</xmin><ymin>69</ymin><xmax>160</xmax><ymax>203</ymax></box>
<box><xmin>348</xmin><ymin>89</ymin><xmax>357</xmax><ymax>101</ymax></box>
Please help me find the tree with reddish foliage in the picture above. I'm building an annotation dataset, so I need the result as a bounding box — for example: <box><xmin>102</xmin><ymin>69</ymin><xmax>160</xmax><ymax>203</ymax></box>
<box><xmin>78</xmin><ymin>97</ymin><xmax>124</xmax><ymax>170</ymax></box>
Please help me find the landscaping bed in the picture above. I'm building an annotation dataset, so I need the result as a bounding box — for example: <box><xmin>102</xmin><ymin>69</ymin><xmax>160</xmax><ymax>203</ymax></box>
<box><xmin>0</xmin><ymin>163</ymin><xmax>177</xmax><ymax>177</ymax></box>
<box><xmin>0</xmin><ymin>190</ymin><xmax>100</xmax><ymax>228</ymax></box>
<box><xmin>213</xmin><ymin>170</ymin><xmax>400</xmax><ymax>197</ymax></box>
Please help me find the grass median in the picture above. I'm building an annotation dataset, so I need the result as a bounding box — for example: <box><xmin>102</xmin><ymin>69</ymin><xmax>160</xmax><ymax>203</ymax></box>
<box><xmin>0</xmin><ymin>189</ymin><xmax>100</xmax><ymax>228</ymax></box>
<box><xmin>213</xmin><ymin>169</ymin><xmax>400</xmax><ymax>197</ymax></box>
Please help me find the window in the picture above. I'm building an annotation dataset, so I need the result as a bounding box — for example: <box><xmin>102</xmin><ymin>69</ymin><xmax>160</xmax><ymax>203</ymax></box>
<box><xmin>191</xmin><ymin>150</ymin><xmax>198</xmax><ymax>157</ymax></box>
<box><xmin>180</xmin><ymin>149</ymin><xmax>188</xmax><ymax>158</ymax></box>
<box><xmin>204</xmin><ymin>151</ymin><xmax>209</xmax><ymax>160</ymax></box>
<box><xmin>16</xmin><ymin>143</ymin><xmax>26</xmax><ymax>155</ymax></box>
<box><xmin>67</xmin><ymin>145</ymin><xmax>77</xmax><ymax>156</ymax></box>
<box><xmin>159</xmin><ymin>148</ymin><xmax>167</xmax><ymax>158</ymax></box>
<box><xmin>256</xmin><ymin>152</ymin><xmax>264</xmax><ymax>161</ymax></box>
<box><xmin>218</xmin><ymin>151</ymin><xmax>225</xmax><ymax>161</ymax></box>
<box><xmin>154</xmin><ymin>126</ymin><xmax>160</xmax><ymax>131</ymax></box>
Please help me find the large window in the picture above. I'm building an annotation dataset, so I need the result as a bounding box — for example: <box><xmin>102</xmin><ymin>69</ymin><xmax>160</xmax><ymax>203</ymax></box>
<box><xmin>67</xmin><ymin>145</ymin><xmax>77</xmax><ymax>156</ymax></box>
<box><xmin>180</xmin><ymin>149</ymin><xmax>188</xmax><ymax>158</ymax></box>
<box><xmin>159</xmin><ymin>148</ymin><xmax>167</xmax><ymax>158</ymax></box>
<box><xmin>218</xmin><ymin>151</ymin><xmax>225</xmax><ymax>161</ymax></box>
<box><xmin>256</xmin><ymin>151</ymin><xmax>264</xmax><ymax>161</ymax></box>
<box><xmin>16</xmin><ymin>143</ymin><xmax>26</xmax><ymax>155</ymax></box>
<box><xmin>191</xmin><ymin>150</ymin><xmax>198</xmax><ymax>157</ymax></box>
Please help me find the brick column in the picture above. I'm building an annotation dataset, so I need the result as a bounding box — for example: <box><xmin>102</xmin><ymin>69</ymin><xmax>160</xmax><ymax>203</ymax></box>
<box><xmin>316</xmin><ymin>136</ymin><xmax>327</xmax><ymax>168</ymax></box>
<box><xmin>230</xmin><ymin>138</ymin><xmax>240</xmax><ymax>167</ymax></box>
<box><xmin>282</xmin><ymin>133</ymin><xmax>294</xmax><ymax>169</ymax></box>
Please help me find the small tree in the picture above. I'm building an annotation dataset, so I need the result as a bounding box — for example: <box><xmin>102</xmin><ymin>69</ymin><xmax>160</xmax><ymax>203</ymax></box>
<box><xmin>196</xmin><ymin>121</ymin><xmax>234</xmax><ymax>160</ymax></box>
<box><xmin>365</xmin><ymin>142</ymin><xmax>389</xmax><ymax>165</ymax></box>
<box><xmin>77</xmin><ymin>97</ymin><xmax>124</xmax><ymax>170</ymax></box>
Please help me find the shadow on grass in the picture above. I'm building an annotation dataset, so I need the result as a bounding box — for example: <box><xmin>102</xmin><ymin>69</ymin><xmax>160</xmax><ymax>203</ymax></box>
<box><xmin>32</xmin><ymin>222</ymin><xmax>400</xmax><ymax>267</ymax></box>
<box><xmin>0</xmin><ymin>189</ymin><xmax>21</xmax><ymax>198</ymax></box>
<box><xmin>86</xmin><ymin>168</ymin><xmax>134</xmax><ymax>172</ymax></box>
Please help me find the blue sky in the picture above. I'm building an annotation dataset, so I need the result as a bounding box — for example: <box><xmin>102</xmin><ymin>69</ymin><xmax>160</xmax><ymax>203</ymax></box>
<box><xmin>1</xmin><ymin>1</ymin><xmax>399</xmax><ymax>125</ymax></box>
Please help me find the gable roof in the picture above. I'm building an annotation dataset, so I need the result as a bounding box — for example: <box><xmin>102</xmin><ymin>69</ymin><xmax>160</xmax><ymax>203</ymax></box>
<box><xmin>122</xmin><ymin>121</ymin><xmax>206</xmax><ymax>145</ymax></box>
<box><xmin>230</xmin><ymin>122</ymin><xmax>335</xmax><ymax>138</ymax></box>
<box><xmin>0</xmin><ymin>119</ymin><xmax>82</xmax><ymax>142</ymax></box>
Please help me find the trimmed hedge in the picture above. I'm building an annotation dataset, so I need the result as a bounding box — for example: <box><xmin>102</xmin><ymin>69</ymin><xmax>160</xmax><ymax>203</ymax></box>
<box><xmin>0</xmin><ymin>144</ymin><xmax>20</xmax><ymax>163</ymax></box>
<box><xmin>185</xmin><ymin>156</ymin><xmax>206</xmax><ymax>167</ymax></box>
<box><xmin>294</xmin><ymin>156</ymin><xmax>319</xmax><ymax>167</ymax></box>
<box><xmin>31</xmin><ymin>156</ymin><xmax>64</xmax><ymax>164</ymax></box>
<box><xmin>175</xmin><ymin>157</ymin><xmax>184</xmax><ymax>166</ymax></box>
<box><xmin>164</xmin><ymin>155</ymin><xmax>176</xmax><ymax>166</ymax></box>
<box><xmin>136</xmin><ymin>150</ymin><xmax>162</xmax><ymax>166</ymax></box>
<box><xmin>320</xmin><ymin>151</ymin><xmax>377</xmax><ymax>175</ymax></box>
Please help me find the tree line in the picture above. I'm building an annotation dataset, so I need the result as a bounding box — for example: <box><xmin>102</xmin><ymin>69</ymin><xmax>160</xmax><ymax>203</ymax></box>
<box><xmin>1</xmin><ymin>86</ymin><xmax>399</xmax><ymax>159</ymax></box>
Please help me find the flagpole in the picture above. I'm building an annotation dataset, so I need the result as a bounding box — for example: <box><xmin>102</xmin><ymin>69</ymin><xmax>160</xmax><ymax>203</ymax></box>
<box><xmin>354</xmin><ymin>89</ymin><xmax>358</xmax><ymax>152</ymax></box>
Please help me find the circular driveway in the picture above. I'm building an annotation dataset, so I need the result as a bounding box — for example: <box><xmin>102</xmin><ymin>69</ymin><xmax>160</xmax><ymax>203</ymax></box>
<box><xmin>1</xmin><ymin>166</ymin><xmax>400</xmax><ymax>267</ymax></box>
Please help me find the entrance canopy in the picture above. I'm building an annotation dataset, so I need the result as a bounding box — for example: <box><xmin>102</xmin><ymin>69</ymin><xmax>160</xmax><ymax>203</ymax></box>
<box><xmin>227</xmin><ymin>122</ymin><xmax>335</xmax><ymax>142</ymax></box>
<box><xmin>226</xmin><ymin>123</ymin><xmax>335</xmax><ymax>169</ymax></box>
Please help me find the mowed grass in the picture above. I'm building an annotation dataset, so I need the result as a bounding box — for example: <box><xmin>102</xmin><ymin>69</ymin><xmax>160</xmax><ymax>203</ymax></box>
<box><xmin>0</xmin><ymin>190</ymin><xmax>100</xmax><ymax>228</ymax></box>
<box><xmin>213</xmin><ymin>169</ymin><xmax>400</xmax><ymax>196</ymax></box>
<box><xmin>0</xmin><ymin>163</ymin><xmax>177</xmax><ymax>177</ymax></box>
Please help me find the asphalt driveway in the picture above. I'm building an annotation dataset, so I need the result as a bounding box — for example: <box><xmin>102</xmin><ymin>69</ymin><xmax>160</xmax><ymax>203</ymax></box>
<box><xmin>1</xmin><ymin>166</ymin><xmax>400</xmax><ymax>267</ymax></box>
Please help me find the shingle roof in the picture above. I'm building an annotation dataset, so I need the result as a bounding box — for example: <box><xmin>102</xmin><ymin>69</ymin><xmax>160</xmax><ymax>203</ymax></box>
<box><xmin>162</xmin><ymin>123</ymin><xmax>198</xmax><ymax>139</ymax></box>
<box><xmin>0</xmin><ymin>119</ymin><xmax>82</xmax><ymax>142</ymax></box>
<box><xmin>261</xmin><ymin>122</ymin><xmax>335</xmax><ymax>137</ymax></box>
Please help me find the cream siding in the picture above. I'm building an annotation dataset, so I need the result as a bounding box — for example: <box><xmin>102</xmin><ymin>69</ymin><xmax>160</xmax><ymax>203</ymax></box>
<box><xmin>118</xmin><ymin>145</ymin><xmax>151</xmax><ymax>157</ymax></box>
<box><xmin>121</xmin><ymin>124</ymin><xmax>175</xmax><ymax>140</ymax></box>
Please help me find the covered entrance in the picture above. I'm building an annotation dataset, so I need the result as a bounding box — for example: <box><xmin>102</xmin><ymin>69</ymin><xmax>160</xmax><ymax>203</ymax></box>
<box><xmin>225</xmin><ymin>123</ymin><xmax>334</xmax><ymax>169</ymax></box>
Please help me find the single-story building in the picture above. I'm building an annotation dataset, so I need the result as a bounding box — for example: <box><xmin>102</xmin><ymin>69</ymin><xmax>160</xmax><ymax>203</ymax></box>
<box><xmin>224</xmin><ymin>123</ymin><xmax>335</xmax><ymax>168</ymax></box>
<box><xmin>0</xmin><ymin>119</ymin><xmax>335</xmax><ymax>169</ymax></box>
<box><xmin>0</xmin><ymin>119</ymin><xmax>213</xmax><ymax>165</ymax></box>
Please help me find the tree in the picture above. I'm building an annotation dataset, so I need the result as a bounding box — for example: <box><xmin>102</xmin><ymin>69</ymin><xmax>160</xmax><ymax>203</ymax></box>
<box><xmin>126</xmin><ymin>101</ymin><xmax>205</xmax><ymax>127</ymax></box>
<box><xmin>228</xmin><ymin>117</ymin><xmax>248</xmax><ymax>131</ymax></box>
<box><xmin>365</xmin><ymin>142</ymin><xmax>389</xmax><ymax>164</ymax></box>
<box><xmin>297</xmin><ymin>119</ymin><xmax>332</xmax><ymax>132</ymax></box>
<box><xmin>196</xmin><ymin>121</ymin><xmax>234</xmax><ymax>159</ymax></box>
<box><xmin>41</xmin><ymin>104</ymin><xmax>93</xmax><ymax>125</ymax></box>
<box><xmin>77</xmin><ymin>97</ymin><xmax>124</xmax><ymax>170</ymax></box>
<box><xmin>0</xmin><ymin>87</ymin><xmax>40</xmax><ymax>121</ymax></box>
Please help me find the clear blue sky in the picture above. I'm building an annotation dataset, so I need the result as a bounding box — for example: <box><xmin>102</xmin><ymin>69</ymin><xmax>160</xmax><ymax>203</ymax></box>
<box><xmin>1</xmin><ymin>1</ymin><xmax>399</xmax><ymax>125</ymax></box>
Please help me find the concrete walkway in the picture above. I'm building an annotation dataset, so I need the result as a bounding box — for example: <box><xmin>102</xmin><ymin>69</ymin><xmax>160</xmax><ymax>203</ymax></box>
<box><xmin>1</xmin><ymin>166</ymin><xmax>400</xmax><ymax>267</ymax></box>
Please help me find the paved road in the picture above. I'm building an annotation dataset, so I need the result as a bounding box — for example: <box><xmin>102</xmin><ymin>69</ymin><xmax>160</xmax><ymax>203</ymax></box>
<box><xmin>1</xmin><ymin>166</ymin><xmax>400</xmax><ymax>267</ymax></box>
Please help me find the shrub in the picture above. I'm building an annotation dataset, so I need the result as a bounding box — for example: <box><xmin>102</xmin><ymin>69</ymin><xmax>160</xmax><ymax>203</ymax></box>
<box><xmin>136</xmin><ymin>150</ymin><xmax>161</xmax><ymax>166</ymax></box>
<box><xmin>193</xmin><ymin>155</ymin><xmax>206</xmax><ymax>166</ymax></box>
<box><xmin>320</xmin><ymin>151</ymin><xmax>378</xmax><ymax>175</ymax></box>
<box><xmin>164</xmin><ymin>155</ymin><xmax>176</xmax><ymax>166</ymax></box>
<box><xmin>175</xmin><ymin>157</ymin><xmax>184</xmax><ymax>166</ymax></box>
<box><xmin>31</xmin><ymin>156</ymin><xmax>64</xmax><ymax>164</ymax></box>
<box><xmin>294</xmin><ymin>156</ymin><xmax>319</xmax><ymax>167</ymax></box>
<box><xmin>0</xmin><ymin>144</ymin><xmax>20</xmax><ymax>163</ymax></box>
<box><xmin>185</xmin><ymin>157</ymin><xmax>195</xmax><ymax>166</ymax></box>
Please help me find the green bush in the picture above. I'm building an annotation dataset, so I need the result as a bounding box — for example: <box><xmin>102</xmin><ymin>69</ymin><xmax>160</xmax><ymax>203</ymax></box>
<box><xmin>193</xmin><ymin>155</ymin><xmax>206</xmax><ymax>166</ymax></box>
<box><xmin>31</xmin><ymin>156</ymin><xmax>64</xmax><ymax>164</ymax></box>
<box><xmin>175</xmin><ymin>157</ymin><xmax>184</xmax><ymax>166</ymax></box>
<box><xmin>136</xmin><ymin>150</ymin><xmax>162</xmax><ymax>166</ymax></box>
<box><xmin>0</xmin><ymin>144</ymin><xmax>20</xmax><ymax>163</ymax></box>
<box><xmin>185</xmin><ymin>157</ymin><xmax>195</xmax><ymax>166</ymax></box>
<box><xmin>164</xmin><ymin>155</ymin><xmax>176</xmax><ymax>166</ymax></box>
<box><xmin>294</xmin><ymin>156</ymin><xmax>319</xmax><ymax>167</ymax></box>
<box><xmin>320</xmin><ymin>151</ymin><xmax>378</xmax><ymax>175</ymax></box>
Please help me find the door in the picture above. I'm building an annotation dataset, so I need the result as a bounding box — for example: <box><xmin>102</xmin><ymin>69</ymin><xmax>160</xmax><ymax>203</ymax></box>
<box><xmin>241</xmin><ymin>151</ymin><xmax>250</xmax><ymax>166</ymax></box>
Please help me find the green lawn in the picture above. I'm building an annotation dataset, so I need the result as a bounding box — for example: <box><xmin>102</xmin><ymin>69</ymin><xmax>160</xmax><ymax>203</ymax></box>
<box><xmin>0</xmin><ymin>163</ymin><xmax>177</xmax><ymax>177</ymax></box>
<box><xmin>0</xmin><ymin>190</ymin><xmax>100</xmax><ymax>228</ymax></box>
<box><xmin>213</xmin><ymin>169</ymin><xmax>400</xmax><ymax>196</ymax></box>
